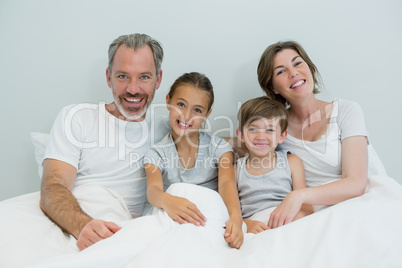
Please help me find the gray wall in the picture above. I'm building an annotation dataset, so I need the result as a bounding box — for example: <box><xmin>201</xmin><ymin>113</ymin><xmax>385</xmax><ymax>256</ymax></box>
<box><xmin>1</xmin><ymin>0</ymin><xmax>401</xmax><ymax>201</ymax></box>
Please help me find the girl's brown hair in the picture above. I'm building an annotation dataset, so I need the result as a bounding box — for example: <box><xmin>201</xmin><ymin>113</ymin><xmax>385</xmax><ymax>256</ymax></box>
<box><xmin>168</xmin><ymin>72</ymin><xmax>214</xmax><ymax>111</ymax></box>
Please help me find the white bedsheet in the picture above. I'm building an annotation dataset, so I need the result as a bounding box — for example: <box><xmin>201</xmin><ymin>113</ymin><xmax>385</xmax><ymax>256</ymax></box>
<box><xmin>1</xmin><ymin>175</ymin><xmax>402</xmax><ymax>268</ymax></box>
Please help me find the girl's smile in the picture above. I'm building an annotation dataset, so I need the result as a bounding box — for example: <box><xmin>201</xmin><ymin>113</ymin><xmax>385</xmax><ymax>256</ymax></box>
<box><xmin>167</xmin><ymin>85</ymin><xmax>212</xmax><ymax>140</ymax></box>
<box><xmin>177</xmin><ymin>120</ymin><xmax>192</xmax><ymax>129</ymax></box>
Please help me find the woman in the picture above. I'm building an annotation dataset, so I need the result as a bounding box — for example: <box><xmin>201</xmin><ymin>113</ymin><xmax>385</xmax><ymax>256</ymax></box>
<box><xmin>257</xmin><ymin>41</ymin><xmax>368</xmax><ymax>229</ymax></box>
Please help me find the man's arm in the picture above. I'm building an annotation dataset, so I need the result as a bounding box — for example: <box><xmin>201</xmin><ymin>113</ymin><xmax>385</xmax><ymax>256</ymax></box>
<box><xmin>40</xmin><ymin>159</ymin><xmax>121</xmax><ymax>250</ymax></box>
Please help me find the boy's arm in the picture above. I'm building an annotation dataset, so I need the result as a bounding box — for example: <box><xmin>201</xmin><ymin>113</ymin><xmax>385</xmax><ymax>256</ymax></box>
<box><xmin>288</xmin><ymin>154</ymin><xmax>314</xmax><ymax>219</ymax></box>
<box><xmin>233</xmin><ymin>162</ymin><xmax>268</xmax><ymax>234</ymax></box>
<box><xmin>268</xmin><ymin>154</ymin><xmax>313</xmax><ymax>228</ymax></box>
<box><xmin>145</xmin><ymin>163</ymin><xmax>206</xmax><ymax>226</ymax></box>
<box><xmin>218</xmin><ymin>152</ymin><xmax>244</xmax><ymax>249</ymax></box>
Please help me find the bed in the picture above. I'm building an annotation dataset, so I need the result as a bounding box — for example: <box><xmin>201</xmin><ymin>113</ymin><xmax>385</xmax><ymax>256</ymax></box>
<box><xmin>1</xmin><ymin>133</ymin><xmax>402</xmax><ymax>268</ymax></box>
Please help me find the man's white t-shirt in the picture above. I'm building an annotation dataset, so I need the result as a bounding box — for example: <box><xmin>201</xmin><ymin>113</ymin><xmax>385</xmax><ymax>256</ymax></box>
<box><xmin>44</xmin><ymin>103</ymin><xmax>170</xmax><ymax>218</ymax></box>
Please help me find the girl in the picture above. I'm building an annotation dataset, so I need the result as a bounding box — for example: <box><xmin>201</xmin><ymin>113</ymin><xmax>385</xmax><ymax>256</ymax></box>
<box><xmin>144</xmin><ymin>72</ymin><xmax>243</xmax><ymax>249</ymax></box>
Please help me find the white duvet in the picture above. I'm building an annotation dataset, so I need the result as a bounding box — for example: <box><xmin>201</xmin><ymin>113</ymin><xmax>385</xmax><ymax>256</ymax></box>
<box><xmin>1</xmin><ymin>174</ymin><xmax>402</xmax><ymax>268</ymax></box>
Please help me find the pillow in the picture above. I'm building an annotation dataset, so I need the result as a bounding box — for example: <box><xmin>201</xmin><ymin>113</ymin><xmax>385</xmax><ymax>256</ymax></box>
<box><xmin>30</xmin><ymin>132</ymin><xmax>50</xmax><ymax>179</ymax></box>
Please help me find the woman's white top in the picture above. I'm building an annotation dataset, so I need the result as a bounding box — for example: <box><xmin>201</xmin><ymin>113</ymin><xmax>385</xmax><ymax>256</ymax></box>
<box><xmin>278</xmin><ymin>99</ymin><xmax>369</xmax><ymax>187</ymax></box>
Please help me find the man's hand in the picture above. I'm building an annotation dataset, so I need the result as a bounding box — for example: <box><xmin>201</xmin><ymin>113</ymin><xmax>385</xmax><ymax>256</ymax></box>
<box><xmin>76</xmin><ymin>219</ymin><xmax>121</xmax><ymax>250</ymax></box>
<box><xmin>163</xmin><ymin>195</ymin><xmax>206</xmax><ymax>226</ymax></box>
<box><xmin>224</xmin><ymin>216</ymin><xmax>244</xmax><ymax>249</ymax></box>
<box><xmin>243</xmin><ymin>219</ymin><xmax>270</xmax><ymax>234</ymax></box>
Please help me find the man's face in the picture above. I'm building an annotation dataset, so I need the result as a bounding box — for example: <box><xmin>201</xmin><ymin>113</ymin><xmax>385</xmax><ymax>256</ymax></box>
<box><xmin>106</xmin><ymin>45</ymin><xmax>162</xmax><ymax>121</ymax></box>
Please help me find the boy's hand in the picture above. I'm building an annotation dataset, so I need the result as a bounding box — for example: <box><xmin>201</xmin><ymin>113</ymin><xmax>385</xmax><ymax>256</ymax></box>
<box><xmin>163</xmin><ymin>195</ymin><xmax>206</xmax><ymax>226</ymax></box>
<box><xmin>224</xmin><ymin>216</ymin><xmax>244</xmax><ymax>249</ymax></box>
<box><xmin>243</xmin><ymin>219</ymin><xmax>270</xmax><ymax>234</ymax></box>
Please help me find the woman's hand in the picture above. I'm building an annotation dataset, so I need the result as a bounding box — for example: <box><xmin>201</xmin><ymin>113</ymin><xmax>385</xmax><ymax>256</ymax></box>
<box><xmin>224</xmin><ymin>216</ymin><xmax>244</xmax><ymax>249</ymax></box>
<box><xmin>163</xmin><ymin>195</ymin><xmax>206</xmax><ymax>226</ymax></box>
<box><xmin>268</xmin><ymin>190</ymin><xmax>304</xmax><ymax>229</ymax></box>
<box><xmin>243</xmin><ymin>219</ymin><xmax>270</xmax><ymax>234</ymax></box>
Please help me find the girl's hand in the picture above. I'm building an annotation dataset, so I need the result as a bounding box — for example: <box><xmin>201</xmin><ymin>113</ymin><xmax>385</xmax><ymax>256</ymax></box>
<box><xmin>224</xmin><ymin>216</ymin><xmax>244</xmax><ymax>249</ymax></box>
<box><xmin>243</xmin><ymin>219</ymin><xmax>269</xmax><ymax>234</ymax></box>
<box><xmin>163</xmin><ymin>195</ymin><xmax>206</xmax><ymax>226</ymax></box>
<box><xmin>268</xmin><ymin>191</ymin><xmax>303</xmax><ymax>229</ymax></box>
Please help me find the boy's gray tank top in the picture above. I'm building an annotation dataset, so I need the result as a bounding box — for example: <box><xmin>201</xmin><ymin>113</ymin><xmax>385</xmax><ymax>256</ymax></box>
<box><xmin>237</xmin><ymin>150</ymin><xmax>293</xmax><ymax>218</ymax></box>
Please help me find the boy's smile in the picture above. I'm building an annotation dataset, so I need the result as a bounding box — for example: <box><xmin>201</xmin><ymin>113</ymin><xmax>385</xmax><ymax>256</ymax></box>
<box><xmin>238</xmin><ymin>117</ymin><xmax>287</xmax><ymax>159</ymax></box>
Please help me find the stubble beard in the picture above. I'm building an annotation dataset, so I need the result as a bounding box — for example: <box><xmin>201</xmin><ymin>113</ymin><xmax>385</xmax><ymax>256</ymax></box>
<box><xmin>113</xmin><ymin>88</ymin><xmax>156</xmax><ymax>121</ymax></box>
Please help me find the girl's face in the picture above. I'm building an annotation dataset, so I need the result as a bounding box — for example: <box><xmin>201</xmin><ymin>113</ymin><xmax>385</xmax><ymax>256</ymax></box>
<box><xmin>271</xmin><ymin>49</ymin><xmax>314</xmax><ymax>103</ymax></box>
<box><xmin>166</xmin><ymin>85</ymin><xmax>212</xmax><ymax>138</ymax></box>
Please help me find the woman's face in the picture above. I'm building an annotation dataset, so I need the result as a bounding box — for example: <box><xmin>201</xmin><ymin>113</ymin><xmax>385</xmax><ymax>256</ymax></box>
<box><xmin>271</xmin><ymin>49</ymin><xmax>314</xmax><ymax>102</ymax></box>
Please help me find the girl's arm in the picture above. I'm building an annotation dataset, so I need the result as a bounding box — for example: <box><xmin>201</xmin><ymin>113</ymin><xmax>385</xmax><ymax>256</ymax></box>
<box><xmin>268</xmin><ymin>136</ymin><xmax>368</xmax><ymax>228</ymax></box>
<box><xmin>145</xmin><ymin>163</ymin><xmax>206</xmax><ymax>226</ymax></box>
<box><xmin>223</xmin><ymin>137</ymin><xmax>248</xmax><ymax>160</ymax></box>
<box><xmin>218</xmin><ymin>152</ymin><xmax>244</xmax><ymax>249</ymax></box>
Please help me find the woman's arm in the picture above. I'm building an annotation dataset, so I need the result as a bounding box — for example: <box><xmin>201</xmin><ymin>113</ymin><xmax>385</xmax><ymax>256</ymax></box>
<box><xmin>301</xmin><ymin>136</ymin><xmax>368</xmax><ymax>204</ymax></box>
<box><xmin>268</xmin><ymin>136</ymin><xmax>368</xmax><ymax>228</ymax></box>
<box><xmin>145</xmin><ymin>163</ymin><xmax>206</xmax><ymax>226</ymax></box>
<box><xmin>218</xmin><ymin>151</ymin><xmax>244</xmax><ymax>249</ymax></box>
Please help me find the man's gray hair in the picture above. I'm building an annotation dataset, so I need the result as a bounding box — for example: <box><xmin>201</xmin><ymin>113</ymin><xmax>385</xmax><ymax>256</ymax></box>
<box><xmin>108</xmin><ymin>33</ymin><xmax>163</xmax><ymax>75</ymax></box>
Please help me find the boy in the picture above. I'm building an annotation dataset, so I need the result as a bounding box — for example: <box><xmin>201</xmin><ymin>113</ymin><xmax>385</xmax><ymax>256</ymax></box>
<box><xmin>236</xmin><ymin>96</ymin><xmax>313</xmax><ymax>233</ymax></box>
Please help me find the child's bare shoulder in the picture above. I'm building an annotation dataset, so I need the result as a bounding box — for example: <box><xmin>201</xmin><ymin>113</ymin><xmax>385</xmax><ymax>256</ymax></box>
<box><xmin>286</xmin><ymin>153</ymin><xmax>302</xmax><ymax>165</ymax></box>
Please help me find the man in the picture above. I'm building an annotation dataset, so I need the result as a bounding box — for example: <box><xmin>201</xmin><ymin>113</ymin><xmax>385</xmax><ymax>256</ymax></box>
<box><xmin>40</xmin><ymin>34</ymin><xmax>170</xmax><ymax>250</ymax></box>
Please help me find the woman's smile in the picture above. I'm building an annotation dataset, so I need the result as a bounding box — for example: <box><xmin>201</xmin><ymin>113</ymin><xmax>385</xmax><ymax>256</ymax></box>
<box><xmin>290</xmin><ymin>79</ymin><xmax>306</xmax><ymax>89</ymax></box>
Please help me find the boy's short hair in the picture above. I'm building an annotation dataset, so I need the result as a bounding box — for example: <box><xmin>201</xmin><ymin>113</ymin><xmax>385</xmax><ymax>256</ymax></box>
<box><xmin>237</xmin><ymin>96</ymin><xmax>288</xmax><ymax>133</ymax></box>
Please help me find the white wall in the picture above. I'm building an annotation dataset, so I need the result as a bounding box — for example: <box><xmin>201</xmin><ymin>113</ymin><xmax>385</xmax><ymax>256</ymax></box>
<box><xmin>1</xmin><ymin>0</ymin><xmax>401</xmax><ymax>201</ymax></box>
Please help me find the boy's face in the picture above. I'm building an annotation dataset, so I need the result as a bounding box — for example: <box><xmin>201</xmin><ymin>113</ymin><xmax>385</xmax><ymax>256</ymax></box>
<box><xmin>236</xmin><ymin>117</ymin><xmax>287</xmax><ymax>158</ymax></box>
